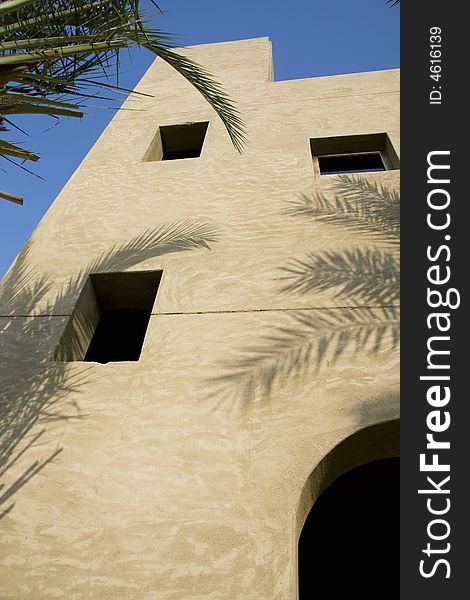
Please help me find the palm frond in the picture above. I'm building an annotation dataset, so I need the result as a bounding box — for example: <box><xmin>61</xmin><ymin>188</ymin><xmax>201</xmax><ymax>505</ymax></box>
<box><xmin>0</xmin><ymin>0</ymin><xmax>246</xmax><ymax>195</ymax></box>
<box><xmin>144</xmin><ymin>44</ymin><xmax>246</xmax><ymax>152</ymax></box>
<box><xmin>0</xmin><ymin>138</ymin><xmax>39</xmax><ymax>160</ymax></box>
<box><xmin>1</xmin><ymin>91</ymin><xmax>80</xmax><ymax>109</ymax></box>
<box><xmin>0</xmin><ymin>189</ymin><xmax>23</xmax><ymax>204</ymax></box>
<box><xmin>0</xmin><ymin>1</ymin><xmax>38</xmax><ymax>18</ymax></box>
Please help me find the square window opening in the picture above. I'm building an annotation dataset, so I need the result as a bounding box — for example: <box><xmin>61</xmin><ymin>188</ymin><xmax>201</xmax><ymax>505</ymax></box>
<box><xmin>310</xmin><ymin>133</ymin><xmax>399</xmax><ymax>176</ymax></box>
<box><xmin>143</xmin><ymin>122</ymin><xmax>209</xmax><ymax>162</ymax></box>
<box><xmin>54</xmin><ymin>270</ymin><xmax>162</xmax><ymax>363</ymax></box>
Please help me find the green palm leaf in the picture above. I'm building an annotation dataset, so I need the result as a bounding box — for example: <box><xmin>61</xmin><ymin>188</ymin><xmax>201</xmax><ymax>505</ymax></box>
<box><xmin>0</xmin><ymin>138</ymin><xmax>39</xmax><ymax>160</ymax></box>
<box><xmin>0</xmin><ymin>0</ymin><xmax>246</xmax><ymax>203</ymax></box>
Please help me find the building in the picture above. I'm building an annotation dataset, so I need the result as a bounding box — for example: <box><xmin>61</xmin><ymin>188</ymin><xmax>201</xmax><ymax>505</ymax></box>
<box><xmin>0</xmin><ymin>38</ymin><xmax>399</xmax><ymax>598</ymax></box>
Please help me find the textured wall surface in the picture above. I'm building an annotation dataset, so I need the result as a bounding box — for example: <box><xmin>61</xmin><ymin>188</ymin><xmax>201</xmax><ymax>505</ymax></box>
<box><xmin>0</xmin><ymin>38</ymin><xmax>399</xmax><ymax>598</ymax></box>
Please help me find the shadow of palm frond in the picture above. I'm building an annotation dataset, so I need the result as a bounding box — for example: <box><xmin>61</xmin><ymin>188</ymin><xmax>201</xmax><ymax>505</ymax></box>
<box><xmin>0</xmin><ymin>244</ymin><xmax>74</xmax><ymax>519</ymax></box>
<box><xmin>81</xmin><ymin>220</ymin><xmax>219</xmax><ymax>274</ymax></box>
<box><xmin>208</xmin><ymin>175</ymin><xmax>400</xmax><ymax>410</ymax></box>
<box><xmin>42</xmin><ymin>220</ymin><xmax>219</xmax><ymax>315</ymax></box>
<box><xmin>0</xmin><ymin>240</ymin><xmax>52</xmax><ymax>314</ymax></box>
<box><xmin>209</xmin><ymin>307</ymin><xmax>400</xmax><ymax>410</ymax></box>
<box><xmin>279</xmin><ymin>248</ymin><xmax>400</xmax><ymax>304</ymax></box>
<box><xmin>0</xmin><ymin>219</ymin><xmax>218</xmax><ymax>518</ymax></box>
<box><xmin>280</xmin><ymin>174</ymin><xmax>400</xmax><ymax>306</ymax></box>
<box><xmin>285</xmin><ymin>174</ymin><xmax>400</xmax><ymax>243</ymax></box>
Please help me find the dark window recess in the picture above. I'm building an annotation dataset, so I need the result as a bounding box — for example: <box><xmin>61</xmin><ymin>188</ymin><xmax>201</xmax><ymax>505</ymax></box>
<box><xmin>163</xmin><ymin>147</ymin><xmax>201</xmax><ymax>160</ymax></box>
<box><xmin>143</xmin><ymin>121</ymin><xmax>209</xmax><ymax>161</ymax></box>
<box><xmin>161</xmin><ymin>122</ymin><xmax>208</xmax><ymax>160</ymax></box>
<box><xmin>310</xmin><ymin>132</ymin><xmax>399</xmax><ymax>176</ymax></box>
<box><xmin>318</xmin><ymin>151</ymin><xmax>386</xmax><ymax>175</ymax></box>
<box><xmin>54</xmin><ymin>270</ymin><xmax>162</xmax><ymax>363</ymax></box>
<box><xmin>84</xmin><ymin>309</ymin><xmax>151</xmax><ymax>363</ymax></box>
<box><xmin>299</xmin><ymin>457</ymin><xmax>399</xmax><ymax>599</ymax></box>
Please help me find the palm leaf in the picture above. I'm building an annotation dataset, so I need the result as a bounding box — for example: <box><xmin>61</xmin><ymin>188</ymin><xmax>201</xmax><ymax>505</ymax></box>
<box><xmin>0</xmin><ymin>1</ymin><xmax>245</xmax><ymax>148</ymax></box>
<box><xmin>0</xmin><ymin>189</ymin><xmax>23</xmax><ymax>204</ymax></box>
<box><xmin>0</xmin><ymin>138</ymin><xmax>39</xmax><ymax>160</ymax></box>
<box><xmin>0</xmin><ymin>1</ymin><xmax>246</xmax><ymax>202</ymax></box>
<box><xmin>0</xmin><ymin>1</ymin><xmax>38</xmax><ymax>18</ymax></box>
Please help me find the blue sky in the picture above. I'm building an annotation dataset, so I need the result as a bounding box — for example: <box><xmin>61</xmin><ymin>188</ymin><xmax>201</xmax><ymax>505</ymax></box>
<box><xmin>0</xmin><ymin>0</ymin><xmax>399</xmax><ymax>277</ymax></box>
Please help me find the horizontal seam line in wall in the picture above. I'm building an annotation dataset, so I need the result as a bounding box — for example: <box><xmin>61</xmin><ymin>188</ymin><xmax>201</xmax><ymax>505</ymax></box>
<box><xmin>1</xmin><ymin>304</ymin><xmax>400</xmax><ymax>318</ymax></box>
<box><xmin>120</xmin><ymin>90</ymin><xmax>401</xmax><ymax>120</ymax></box>
<box><xmin>154</xmin><ymin>305</ymin><xmax>400</xmax><ymax>315</ymax></box>
<box><xmin>243</xmin><ymin>89</ymin><xmax>401</xmax><ymax>106</ymax></box>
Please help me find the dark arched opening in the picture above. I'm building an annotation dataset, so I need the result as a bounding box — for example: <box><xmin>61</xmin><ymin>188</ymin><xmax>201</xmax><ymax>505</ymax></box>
<box><xmin>298</xmin><ymin>457</ymin><xmax>399</xmax><ymax>599</ymax></box>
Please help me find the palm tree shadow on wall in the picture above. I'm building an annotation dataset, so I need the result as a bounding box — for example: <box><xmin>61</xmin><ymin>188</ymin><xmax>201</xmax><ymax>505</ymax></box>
<box><xmin>0</xmin><ymin>221</ymin><xmax>218</xmax><ymax>519</ymax></box>
<box><xmin>208</xmin><ymin>174</ymin><xmax>400</xmax><ymax>410</ymax></box>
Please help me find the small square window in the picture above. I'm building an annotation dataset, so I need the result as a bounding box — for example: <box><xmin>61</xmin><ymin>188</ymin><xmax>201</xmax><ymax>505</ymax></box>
<box><xmin>54</xmin><ymin>271</ymin><xmax>162</xmax><ymax>363</ymax></box>
<box><xmin>310</xmin><ymin>133</ymin><xmax>399</xmax><ymax>176</ymax></box>
<box><xmin>143</xmin><ymin>122</ymin><xmax>209</xmax><ymax>162</ymax></box>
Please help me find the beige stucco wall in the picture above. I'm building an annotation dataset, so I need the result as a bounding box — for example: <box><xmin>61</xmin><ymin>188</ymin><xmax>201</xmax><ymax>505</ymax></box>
<box><xmin>0</xmin><ymin>38</ymin><xmax>399</xmax><ymax>598</ymax></box>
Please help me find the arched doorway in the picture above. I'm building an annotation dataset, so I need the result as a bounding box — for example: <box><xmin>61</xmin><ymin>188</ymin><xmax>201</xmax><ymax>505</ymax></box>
<box><xmin>297</xmin><ymin>448</ymin><xmax>399</xmax><ymax>598</ymax></box>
